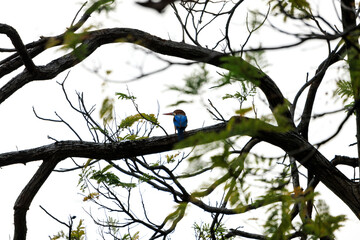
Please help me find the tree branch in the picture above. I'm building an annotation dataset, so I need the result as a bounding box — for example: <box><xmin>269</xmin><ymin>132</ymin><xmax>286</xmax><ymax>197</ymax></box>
<box><xmin>0</xmin><ymin>122</ymin><xmax>226</xmax><ymax>167</ymax></box>
<box><xmin>13</xmin><ymin>157</ymin><xmax>59</xmax><ymax>240</ymax></box>
<box><xmin>0</xmin><ymin>24</ymin><xmax>38</xmax><ymax>74</ymax></box>
<box><xmin>2</xmin><ymin>116</ymin><xmax>360</xmax><ymax>218</ymax></box>
<box><xmin>0</xmin><ymin>27</ymin><xmax>292</xmax><ymax>127</ymax></box>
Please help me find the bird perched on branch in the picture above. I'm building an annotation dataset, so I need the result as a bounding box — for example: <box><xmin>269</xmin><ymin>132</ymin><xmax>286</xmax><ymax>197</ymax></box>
<box><xmin>163</xmin><ymin>109</ymin><xmax>187</xmax><ymax>140</ymax></box>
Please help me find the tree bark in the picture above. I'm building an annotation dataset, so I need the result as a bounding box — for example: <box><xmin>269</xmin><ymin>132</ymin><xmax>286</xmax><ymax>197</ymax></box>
<box><xmin>2</xmin><ymin>117</ymin><xmax>360</xmax><ymax>219</ymax></box>
<box><xmin>0</xmin><ymin>28</ymin><xmax>291</xmax><ymax>126</ymax></box>
<box><xmin>13</xmin><ymin>158</ymin><xmax>59</xmax><ymax>240</ymax></box>
<box><xmin>341</xmin><ymin>0</ymin><xmax>360</xmax><ymax>174</ymax></box>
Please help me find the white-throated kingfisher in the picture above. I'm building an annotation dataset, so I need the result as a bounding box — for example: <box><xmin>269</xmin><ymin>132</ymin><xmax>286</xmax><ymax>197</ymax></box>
<box><xmin>163</xmin><ymin>109</ymin><xmax>187</xmax><ymax>140</ymax></box>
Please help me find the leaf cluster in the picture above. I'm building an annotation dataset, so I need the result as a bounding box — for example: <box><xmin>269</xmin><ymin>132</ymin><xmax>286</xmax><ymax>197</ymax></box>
<box><xmin>163</xmin><ymin>203</ymin><xmax>188</xmax><ymax>231</ymax></box>
<box><xmin>217</xmin><ymin>56</ymin><xmax>264</xmax><ymax>87</ymax></box>
<box><xmin>90</xmin><ymin>164</ymin><xmax>136</xmax><ymax>188</ymax></box>
<box><xmin>193</xmin><ymin>222</ymin><xmax>234</xmax><ymax>240</ymax></box>
<box><xmin>257</xmin><ymin>168</ymin><xmax>346</xmax><ymax>240</ymax></box>
<box><xmin>87</xmin><ymin>0</ymin><xmax>116</xmax><ymax>14</ymax></box>
<box><xmin>116</xmin><ymin>92</ymin><xmax>137</xmax><ymax>101</ymax></box>
<box><xmin>168</xmin><ymin>63</ymin><xmax>210</xmax><ymax>95</ymax></box>
<box><xmin>60</xmin><ymin>28</ymin><xmax>92</xmax><ymax>60</ymax></box>
<box><xmin>118</xmin><ymin>113</ymin><xmax>158</xmax><ymax>129</ymax></box>
<box><xmin>303</xmin><ymin>199</ymin><xmax>346</xmax><ymax>239</ymax></box>
<box><xmin>334</xmin><ymin>79</ymin><xmax>353</xmax><ymax>101</ymax></box>
<box><xmin>79</xmin><ymin>162</ymin><xmax>136</xmax><ymax>191</ymax></box>
<box><xmin>167</xmin><ymin>63</ymin><xmax>210</xmax><ymax>106</ymax></box>
<box><xmin>334</xmin><ymin>79</ymin><xmax>356</xmax><ymax>111</ymax></box>
<box><xmin>50</xmin><ymin>219</ymin><xmax>86</xmax><ymax>240</ymax></box>
<box><xmin>99</xmin><ymin>97</ymin><xmax>114</xmax><ymax>124</ymax></box>
<box><xmin>268</xmin><ymin>0</ymin><xmax>312</xmax><ymax>20</ymax></box>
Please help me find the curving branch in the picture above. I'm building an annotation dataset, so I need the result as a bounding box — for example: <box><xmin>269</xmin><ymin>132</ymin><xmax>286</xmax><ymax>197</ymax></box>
<box><xmin>0</xmin><ymin>24</ymin><xmax>38</xmax><ymax>74</ymax></box>
<box><xmin>0</xmin><ymin>27</ymin><xmax>292</xmax><ymax>128</ymax></box>
<box><xmin>296</xmin><ymin>44</ymin><xmax>346</xmax><ymax>139</ymax></box>
<box><xmin>13</xmin><ymin>157</ymin><xmax>59</xmax><ymax>240</ymax></box>
<box><xmin>0</xmin><ymin>0</ymin><xmax>110</xmax><ymax>78</ymax></box>
<box><xmin>1</xmin><ymin>115</ymin><xmax>360</xmax><ymax>219</ymax></box>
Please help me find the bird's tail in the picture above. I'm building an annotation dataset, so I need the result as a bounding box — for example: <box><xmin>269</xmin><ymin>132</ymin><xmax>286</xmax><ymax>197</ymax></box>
<box><xmin>177</xmin><ymin>128</ymin><xmax>185</xmax><ymax>140</ymax></box>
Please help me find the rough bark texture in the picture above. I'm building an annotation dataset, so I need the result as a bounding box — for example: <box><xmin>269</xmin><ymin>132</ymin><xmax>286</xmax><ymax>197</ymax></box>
<box><xmin>0</xmin><ymin>122</ymin><xmax>225</xmax><ymax>167</ymax></box>
<box><xmin>2</xmin><ymin>117</ymin><xmax>360</xmax><ymax>219</ymax></box>
<box><xmin>13</xmin><ymin>158</ymin><xmax>59</xmax><ymax>240</ymax></box>
<box><xmin>0</xmin><ymin>28</ymin><xmax>290</xmax><ymax>125</ymax></box>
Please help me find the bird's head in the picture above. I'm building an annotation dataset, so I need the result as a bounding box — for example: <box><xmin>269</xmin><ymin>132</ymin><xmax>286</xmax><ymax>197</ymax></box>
<box><xmin>163</xmin><ymin>109</ymin><xmax>186</xmax><ymax>116</ymax></box>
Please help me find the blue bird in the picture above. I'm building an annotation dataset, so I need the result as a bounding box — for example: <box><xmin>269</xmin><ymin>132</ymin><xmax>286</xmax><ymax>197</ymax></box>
<box><xmin>163</xmin><ymin>109</ymin><xmax>187</xmax><ymax>140</ymax></box>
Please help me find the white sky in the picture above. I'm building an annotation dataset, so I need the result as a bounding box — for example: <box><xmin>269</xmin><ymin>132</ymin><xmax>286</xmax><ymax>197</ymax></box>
<box><xmin>0</xmin><ymin>0</ymin><xmax>359</xmax><ymax>239</ymax></box>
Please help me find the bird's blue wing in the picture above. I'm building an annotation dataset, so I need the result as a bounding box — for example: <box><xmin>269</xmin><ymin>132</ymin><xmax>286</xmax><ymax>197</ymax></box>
<box><xmin>174</xmin><ymin>115</ymin><xmax>187</xmax><ymax>129</ymax></box>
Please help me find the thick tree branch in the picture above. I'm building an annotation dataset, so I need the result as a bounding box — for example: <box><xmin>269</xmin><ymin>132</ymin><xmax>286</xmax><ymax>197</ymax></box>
<box><xmin>0</xmin><ymin>122</ymin><xmax>226</xmax><ymax>167</ymax></box>
<box><xmin>296</xmin><ymin>44</ymin><xmax>346</xmax><ymax>138</ymax></box>
<box><xmin>0</xmin><ymin>24</ymin><xmax>38</xmax><ymax>74</ymax></box>
<box><xmin>225</xmin><ymin>229</ymin><xmax>306</xmax><ymax>240</ymax></box>
<box><xmin>0</xmin><ymin>0</ymin><xmax>111</xmax><ymax>78</ymax></box>
<box><xmin>0</xmin><ymin>27</ymin><xmax>291</xmax><ymax>126</ymax></box>
<box><xmin>332</xmin><ymin>155</ymin><xmax>359</xmax><ymax>168</ymax></box>
<box><xmin>341</xmin><ymin>0</ymin><xmax>360</xmax><ymax>177</ymax></box>
<box><xmin>1</xmin><ymin>116</ymin><xmax>360</xmax><ymax>219</ymax></box>
<box><xmin>13</xmin><ymin>157</ymin><xmax>59</xmax><ymax>240</ymax></box>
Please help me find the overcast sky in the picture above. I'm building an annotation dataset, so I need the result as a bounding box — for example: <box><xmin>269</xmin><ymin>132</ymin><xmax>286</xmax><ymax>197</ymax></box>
<box><xmin>0</xmin><ymin>0</ymin><xmax>359</xmax><ymax>239</ymax></box>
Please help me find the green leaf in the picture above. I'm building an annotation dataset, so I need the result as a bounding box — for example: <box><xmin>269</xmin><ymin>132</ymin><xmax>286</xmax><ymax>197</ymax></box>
<box><xmin>115</xmin><ymin>92</ymin><xmax>136</xmax><ymax>100</ymax></box>
<box><xmin>86</xmin><ymin>0</ymin><xmax>116</xmax><ymax>14</ymax></box>
<box><xmin>90</xmin><ymin>165</ymin><xmax>136</xmax><ymax>188</ymax></box>
<box><xmin>60</xmin><ymin>29</ymin><xmax>92</xmax><ymax>60</ymax></box>
<box><xmin>268</xmin><ymin>0</ymin><xmax>311</xmax><ymax>20</ymax></box>
<box><xmin>193</xmin><ymin>222</ymin><xmax>234</xmax><ymax>240</ymax></box>
<box><xmin>303</xmin><ymin>200</ymin><xmax>346</xmax><ymax>239</ymax></box>
<box><xmin>139</xmin><ymin>173</ymin><xmax>155</xmax><ymax>182</ymax></box>
<box><xmin>71</xmin><ymin>219</ymin><xmax>86</xmax><ymax>240</ymax></box>
<box><xmin>334</xmin><ymin>79</ymin><xmax>353</xmax><ymax>102</ymax></box>
<box><xmin>163</xmin><ymin>203</ymin><xmax>188</xmax><ymax>229</ymax></box>
<box><xmin>167</xmin><ymin>63</ymin><xmax>210</xmax><ymax>95</ymax></box>
<box><xmin>167</xmin><ymin>100</ymin><xmax>193</xmax><ymax>107</ymax></box>
<box><xmin>235</xmin><ymin>107</ymin><xmax>253</xmax><ymax>116</ymax></box>
<box><xmin>118</xmin><ymin>113</ymin><xmax>158</xmax><ymax>129</ymax></box>
<box><xmin>99</xmin><ymin>97</ymin><xmax>114</xmax><ymax>124</ymax></box>
<box><xmin>166</xmin><ymin>152</ymin><xmax>180</xmax><ymax>163</ymax></box>
<box><xmin>220</xmin><ymin>56</ymin><xmax>265</xmax><ymax>86</ymax></box>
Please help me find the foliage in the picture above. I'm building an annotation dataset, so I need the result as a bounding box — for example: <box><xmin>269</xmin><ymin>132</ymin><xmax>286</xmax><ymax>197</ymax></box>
<box><xmin>222</xmin><ymin>86</ymin><xmax>256</xmax><ymax>107</ymax></box>
<box><xmin>60</xmin><ymin>30</ymin><xmax>90</xmax><ymax>60</ymax></box>
<box><xmin>117</xmin><ymin>113</ymin><xmax>158</xmax><ymax>140</ymax></box>
<box><xmin>304</xmin><ymin>200</ymin><xmax>346</xmax><ymax>239</ymax></box>
<box><xmin>163</xmin><ymin>203</ymin><xmax>188</xmax><ymax>230</ymax></box>
<box><xmin>79</xmin><ymin>163</ymin><xmax>137</xmax><ymax>189</ymax></box>
<box><xmin>1</xmin><ymin>0</ymin><xmax>358</xmax><ymax>239</ymax></box>
<box><xmin>193</xmin><ymin>222</ymin><xmax>234</xmax><ymax>240</ymax></box>
<box><xmin>116</xmin><ymin>92</ymin><xmax>137</xmax><ymax>101</ymax></box>
<box><xmin>168</xmin><ymin>64</ymin><xmax>210</xmax><ymax>95</ymax></box>
<box><xmin>269</xmin><ymin>0</ymin><xmax>312</xmax><ymax>20</ymax></box>
<box><xmin>334</xmin><ymin>79</ymin><xmax>355</xmax><ymax>111</ymax></box>
<box><xmin>50</xmin><ymin>219</ymin><xmax>86</xmax><ymax>240</ymax></box>
<box><xmin>86</xmin><ymin>0</ymin><xmax>116</xmax><ymax>14</ymax></box>
<box><xmin>166</xmin><ymin>152</ymin><xmax>180</xmax><ymax>163</ymax></box>
<box><xmin>118</xmin><ymin>113</ymin><xmax>158</xmax><ymax>129</ymax></box>
<box><xmin>218</xmin><ymin>56</ymin><xmax>264</xmax><ymax>86</ymax></box>
<box><xmin>167</xmin><ymin>64</ymin><xmax>211</xmax><ymax>105</ymax></box>
<box><xmin>335</xmin><ymin>79</ymin><xmax>353</xmax><ymax>102</ymax></box>
<box><xmin>99</xmin><ymin>97</ymin><xmax>114</xmax><ymax>124</ymax></box>
<box><xmin>82</xmin><ymin>192</ymin><xmax>100</xmax><ymax>202</ymax></box>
